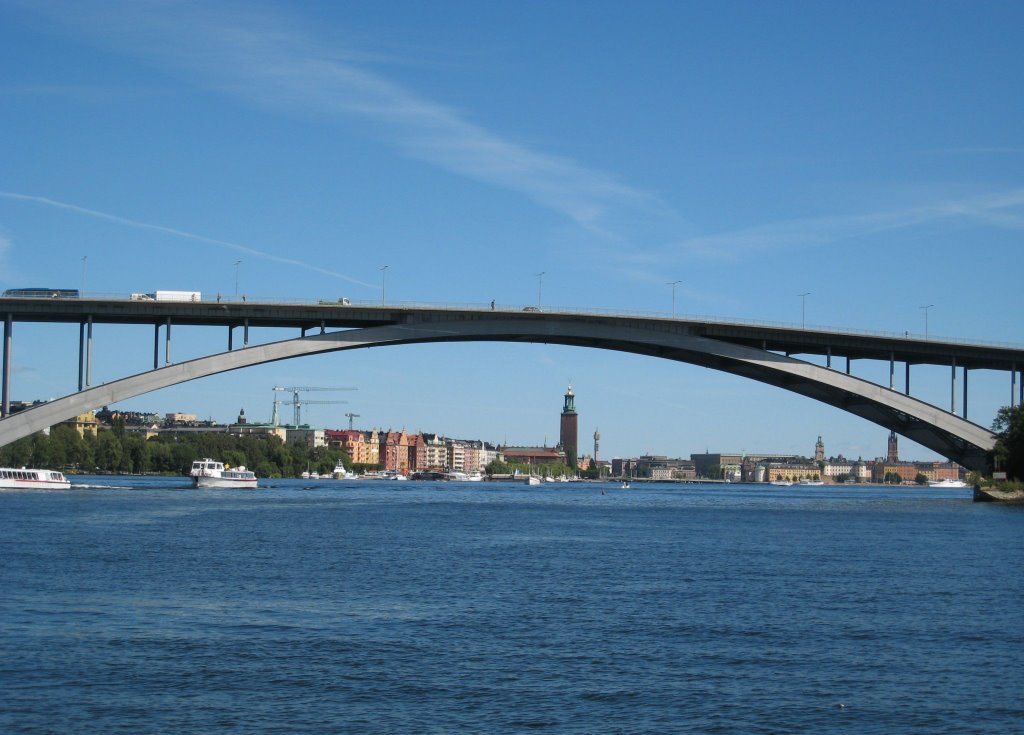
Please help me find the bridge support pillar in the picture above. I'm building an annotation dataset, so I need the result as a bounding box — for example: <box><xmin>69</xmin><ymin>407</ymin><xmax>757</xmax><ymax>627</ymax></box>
<box><xmin>950</xmin><ymin>358</ymin><xmax>957</xmax><ymax>415</ymax></box>
<box><xmin>78</xmin><ymin>321</ymin><xmax>85</xmax><ymax>391</ymax></box>
<box><xmin>86</xmin><ymin>316</ymin><xmax>93</xmax><ymax>387</ymax></box>
<box><xmin>889</xmin><ymin>352</ymin><xmax>895</xmax><ymax>390</ymax></box>
<box><xmin>165</xmin><ymin>318</ymin><xmax>172</xmax><ymax>366</ymax></box>
<box><xmin>826</xmin><ymin>347</ymin><xmax>832</xmax><ymax>369</ymax></box>
<box><xmin>244</xmin><ymin>319</ymin><xmax>249</xmax><ymax>347</ymax></box>
<box><xmin>1013</xmin><ymin>365</ymin><xmax>1019</xmax><ymax>407</ymax></box>
<box><xmin>963</xmin><ymin>366</ymin><xmax>969</xmax><ymax>420</ymax></box>
<box><xmin>228</xmin><ymin>326</ymin><xmax>233</xmax><ymax>351</ymax></box>
<box><xmin>154</xmin><ymin>324</ymin><xmax>160</xmax><ymax>369</ymax></box>
<box><xmin>320</xmin><ymin>320</ymin><xmax>325</xmax><ymax>334</ymax></box>
<box><xmin>905</xmin><ymin>362</ymin><xmax>911</xmax><ymax>396</ymax></box>
<box><xmin>846</xmin><ymin>357</ymin><xmax>852</xmax><ymax>375</ymax></box>
<box><xmin>2</xmin><ymin>313</ymin><xmax>11</xmax><ymax>418</ymax></box>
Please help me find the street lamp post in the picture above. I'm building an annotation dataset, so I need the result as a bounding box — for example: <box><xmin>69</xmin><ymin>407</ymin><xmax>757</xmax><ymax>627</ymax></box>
<box><xmin>798</xmin><ymin>292</ymin><xmax>811</xmax><ymax>329</ymax></box>
<box><xmin>920</xmin><ymin>304</ymin><xmax>934</xmax><ymax>340</ymax></box>
<box><xmin>381</xmin><ymin>265</ymin><xmax>389</xmax><ymax>305</ymax></box>
<box><xmin>667</xmin><ymin>280</ymin><xmax>681</xmax><ymax>317</ymax></box>
<box><xmin>536</xmin><ymin>271</ymin><xmax>545</xmax><ymax>308</ymax></box>
<box><xmin>234</xmin><ymin>260</ymin><xmax>242</xmax><ymax>297</ymax></box>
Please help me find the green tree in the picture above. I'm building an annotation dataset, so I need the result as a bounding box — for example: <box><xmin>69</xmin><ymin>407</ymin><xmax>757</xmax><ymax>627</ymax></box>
<box><xmin>915</xmin><ymin>473</ymin><xmax>929</xmax><ymax>485</ymax></box>
<box><xmin>992</xmin><ymin>404</ymin><xmax>1024</xmax><ymax>481</ymax></box>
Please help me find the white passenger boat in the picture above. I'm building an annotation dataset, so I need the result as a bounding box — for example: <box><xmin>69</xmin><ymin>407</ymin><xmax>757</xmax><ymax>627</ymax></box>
<box><xmin>927</xmin><ymin>478</ymin><xmax>968</xmax><ymax>488</ymax></box>
<box><xmin>525</xmin><ymin>475</ymin><xmax>542</xmax><ymax>486</ymax></box>
<box><xmin>797</xmin><ymin>480</ymin><xmax>825</xmax><ymax>486</ymax></box>
<box><xmin>190</xmin><ymin>458</ymin><xmax>258</xmax><ymax>489</ymax></box>
<box><xmin>446</xmin><ymin>471</ymin><xmax>484</xmax><ymax>482</ymax></box>
<box><xmin>0</xmin><ymin>467</ymin><xmax>71</xmax><ymax>490</ymax></box>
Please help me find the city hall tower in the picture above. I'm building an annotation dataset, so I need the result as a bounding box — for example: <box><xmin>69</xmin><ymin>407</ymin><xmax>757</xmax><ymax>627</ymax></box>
<box><xmin>559</xmin><ymin>384</ymin><xmax>578</xmax><ymax>468</ymax></box>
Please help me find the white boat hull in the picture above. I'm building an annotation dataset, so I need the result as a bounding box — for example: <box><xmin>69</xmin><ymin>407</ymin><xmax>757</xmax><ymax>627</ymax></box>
<box><xmin>194</xmin><ymin>475</ymin><xmax>258</xmax><ymax>489</ymax></box>
<box><xmin>0</xmin><ymin>467</ymin><xmax>71</xmax><ymax>490</ymax></box>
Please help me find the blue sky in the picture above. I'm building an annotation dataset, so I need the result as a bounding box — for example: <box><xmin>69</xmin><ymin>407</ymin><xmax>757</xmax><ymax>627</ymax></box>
<box><xmin>2</xmin><ymin>0</ymin><xmax>1022</xmax><ymax>461</ymax></box>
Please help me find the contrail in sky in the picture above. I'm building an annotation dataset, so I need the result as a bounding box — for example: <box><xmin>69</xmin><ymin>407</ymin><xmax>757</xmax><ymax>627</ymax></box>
<box><xmin>0</xmin><ymin>191</ymin><xmax>377</xmax><ymax>288</ymax></box>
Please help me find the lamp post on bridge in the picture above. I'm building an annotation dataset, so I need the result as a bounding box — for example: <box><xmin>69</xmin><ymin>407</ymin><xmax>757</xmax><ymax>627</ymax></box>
<box><xmin>234</xmin><ymin>260</ymin><xmax>242</xmax><ymax>298</ymax></box>
<box><xmin>920</xmin><ymin>304</ymin><xmax>934</xmax><ymax>340</ymax></box>
<box><xmin>798</xmin><ymin>292</ymin><xmax>810</xmax><ymax>329</ymax></box>
<box><xmin>667</xmin><ymin>280</ymin><xmax>681</xmax><ymax>318</ymax></box>
<box><xmin>536</xmin><ymin>271</ymin><xmax>545</xmax><ymax>308</ymax></box>
<box><xmin>380</xmin><ymin>265</ymin><xmax>389</xmax><ymax>305</ymax></box>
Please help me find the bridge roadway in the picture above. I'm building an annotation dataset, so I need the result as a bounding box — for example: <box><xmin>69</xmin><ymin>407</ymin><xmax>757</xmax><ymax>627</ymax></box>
<box><xmin>3</xmin><ymin>296</ymin><xmax>1024</xmax><ymax>471</ymax></box>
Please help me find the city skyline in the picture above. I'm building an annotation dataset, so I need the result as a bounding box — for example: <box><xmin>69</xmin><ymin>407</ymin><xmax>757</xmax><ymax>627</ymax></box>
<box><xmin>2</xmin><ymin>1</ymin><xmax>1022</xmax><ymax>461</ymax></box>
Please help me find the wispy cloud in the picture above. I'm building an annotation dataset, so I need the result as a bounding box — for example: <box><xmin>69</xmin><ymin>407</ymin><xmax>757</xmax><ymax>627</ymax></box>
<box><xmin>673</xmin><ymin>187</ymin><xmax>1024</xmax><ymax>261</ymax></box>
<box><xmin>21</xmin><ymin>0</ymin><xmax>679</xmax><ymax>242</ymax></box>
<box><xmin>0</xmin><ymin>191</ymin><xmax>377</xmax><ymax>287</ymax></box>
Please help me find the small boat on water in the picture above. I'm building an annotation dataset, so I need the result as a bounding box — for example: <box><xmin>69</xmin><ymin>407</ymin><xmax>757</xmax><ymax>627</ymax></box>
<box><xmin>0</xmin><ymin>467</ymin><xmax>71</xmax><ymax>490</ymax></box>
<box><xmin>771</xmin><ymin>480</ymin><xmax>794</xmax><ymax>486</ymax></box>
<box><xmin>445</xmin><ymin>471</ymin><xmax>484</xmax><ymax>482</ymax></box>
<box><xmin>928</xmin><ymin>478</ymin><xmax>968</xmax><ymax>488</ymax></box>
<box><xmin>190</xmin><ymin>458</ymin><xmax>258</xmax><ymax>489</ymax></box>
<box><xmin>524</xmin><ymin>475</ymin><xmax>542</xmax><ymax>486</ymax></box>
<box><xmin>333</xmin><ymin>461</ymin><xmax>356</xmax><ymax>480</ymax></box>
<box><xmin>621</xmin><ymin>481</ymin><xmax>631</xmax><ymax>489</ymax></box>
<box><xmin>797</xmin><ymin>480</ymin><xmax>825</xmax><ymax>486</ymax></box>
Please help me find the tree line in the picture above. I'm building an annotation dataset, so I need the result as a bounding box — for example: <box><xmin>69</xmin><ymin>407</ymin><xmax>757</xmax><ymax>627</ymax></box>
<box><xmin>0</xmin><ymin>422</ymin><xmax>352</xmax><ymax>479</ymax></box>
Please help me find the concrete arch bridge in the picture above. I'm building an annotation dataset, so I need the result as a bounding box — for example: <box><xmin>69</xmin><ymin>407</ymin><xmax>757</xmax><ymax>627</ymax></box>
<box><xmin>3</xmin><ymin>298</ymin><xmax>1024</xmax><ymax>472</ymax></box>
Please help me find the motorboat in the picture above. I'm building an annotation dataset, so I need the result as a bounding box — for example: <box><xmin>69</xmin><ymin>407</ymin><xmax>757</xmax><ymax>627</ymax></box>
<box><xmin>770</xmin><ymin>480</ymin><xmax>794</xmax><ymax>486</ymax></box>
<box><xmin>332</xmin><ymin>461</ymin><xmax>356</xmax><ymax>480</ymax></box>
<box><xmin>797</xmin><ymin>480</ymin><xmax>825</xmax><ymax>486</ymax></box>
<box><xmin>190</xmin><ymin>458</ymin><xmax>258</xmax><ymax>489</ymax></box>
<box><xmin>0</xmin><ymin>467</ymin><xmax>71</xmax><ymax>490</ymax></box>
<box><xmin>928</xmin><ymin>478</ymin><xmax>968</xmax><ymax>488</ymax></box>
<box><xmin>445</xmin><ymin>471</ymin><xmax>484</xmax><ymax>482</ymax></box>
<box><xmin>525</xmin><ymin>475</ymin><xmax>542</xmax><ymax>486</ymax></box>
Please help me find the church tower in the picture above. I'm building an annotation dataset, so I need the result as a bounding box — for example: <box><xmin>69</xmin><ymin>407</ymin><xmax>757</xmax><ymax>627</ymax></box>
<box><xmin>814</xmin><ymin>435</ymin><xmax>824</xmax><ymax>462</ymax></box>
<box><xmin>559</xmin><ymin>384</ymin><xmax>579</xmax><ymax>468</ymax></box>
<box><xmin>887</xmin><ymin>431</ymin><xmax>899</xmax><ymax>463</ymax></box>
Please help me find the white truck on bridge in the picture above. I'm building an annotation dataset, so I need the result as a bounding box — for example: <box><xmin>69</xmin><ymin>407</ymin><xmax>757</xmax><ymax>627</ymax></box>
<box><xmin>131</xmin><ymin>291</ymin><xmax>202</xmax><ymax>302</ymax></box>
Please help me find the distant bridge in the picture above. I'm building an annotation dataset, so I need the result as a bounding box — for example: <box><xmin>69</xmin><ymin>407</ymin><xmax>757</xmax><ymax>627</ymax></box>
<box><xmin>3</xmin><ymin>295</ymin><xmax>1023</xmax><ymax>471</ymax></box>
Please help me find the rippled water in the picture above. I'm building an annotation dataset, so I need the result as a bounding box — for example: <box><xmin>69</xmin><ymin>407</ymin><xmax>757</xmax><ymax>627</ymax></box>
<box><xmin>2</xmin><ymin>479</ymin><xmax>1022</xmax><ymax>733</ymax></box>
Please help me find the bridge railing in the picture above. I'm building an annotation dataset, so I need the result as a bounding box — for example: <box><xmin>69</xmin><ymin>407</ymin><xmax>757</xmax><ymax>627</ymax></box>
<box><xmin>6</xmin><ymin>290</ymin><xmax>1022</xmax><ymax>350</ymax></box>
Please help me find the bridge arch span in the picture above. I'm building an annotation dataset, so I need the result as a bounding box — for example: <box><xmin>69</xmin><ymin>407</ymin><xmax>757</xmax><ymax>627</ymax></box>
<box><xmin>0</xmin><ymin>315</ymin><xmax>996</xmax><ymax>470</ymax></box>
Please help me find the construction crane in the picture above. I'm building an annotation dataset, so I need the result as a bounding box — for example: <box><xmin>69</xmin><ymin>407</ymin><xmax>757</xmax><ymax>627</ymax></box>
<box><xmin>271</xmin><ymin>386</ymin><xmax>356</xmax><ymax>426</ymax></box>
<box><xmin>345</xmin><ymin>412</ymin><xmax>361</xmax><ymax>430</ymax></box>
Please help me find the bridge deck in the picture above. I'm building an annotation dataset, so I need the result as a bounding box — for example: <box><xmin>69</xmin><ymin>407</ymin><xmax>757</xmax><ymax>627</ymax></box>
<box><xmin>3</xmin><ymin>296</ymin><xmax>1022</xmax><ymax>370</ymax></box>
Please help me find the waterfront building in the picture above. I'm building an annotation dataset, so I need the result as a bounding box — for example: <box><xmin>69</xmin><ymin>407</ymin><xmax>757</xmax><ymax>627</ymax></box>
<box><xmin>165</xmin><ymin>412</ymin><xmax>198</xmax><ymax>426</ymax></box>
<box><xmin>691</xmin><ymin>452</ymin><xmax>799</xmax><ymax>480</ymax></box>
<box><xmin>764</xmin><ymin>462</ymin><xmax>820</xmax><ymax>483</ymax></box>
<box><xmin>559</xmin><ymin>384</ymin><xmax>578</xmax><ymax>468</ymax></box>
<box><xmin>229</xmin><ymin>423</ymin><xmax>288</xmax><ymax>442</ymax></box>
<box><xmin>871</xmin><ymin>460</ymin><xmax>962</xmax><ymax>484</ymax></box>
<box><xmin>380</xmin><ymin>429</ymin><xmax>422</xmax><ymax>473</ymax></box>
<box><xmin>446</xmin><ymin>439</ymin><xmax>466</xmax><ymax>472</ymax></box>
<box><xmin>59</xmin><ymin>412</ymin><xmax>101</xmax><ymax>438</ymax></box>
<box><xmin>325</xmin><ymin>429</ymin><xmax>380</xmax><ymax>466</ymax></box>
<box><xmin>501</xmin><ymin>446</ymin><xmax>566</xmax><ymax>467</ymax></box>
<box><xmin>422</xmin><ymin>433</ymin><xmax>448</xmax><ymax>470</ymax></box>
<box><xmin>285</xmin><ymin>427</ymin><xmax>326</xmax><ymax>449</ymax></box>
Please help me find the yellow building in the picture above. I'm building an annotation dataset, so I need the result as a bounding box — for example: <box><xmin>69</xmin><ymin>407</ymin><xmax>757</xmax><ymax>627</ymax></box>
<box><xmin>60</xmin><ymin>412</ymin><xmax>101</xmax><ymax>438</ymax></box>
